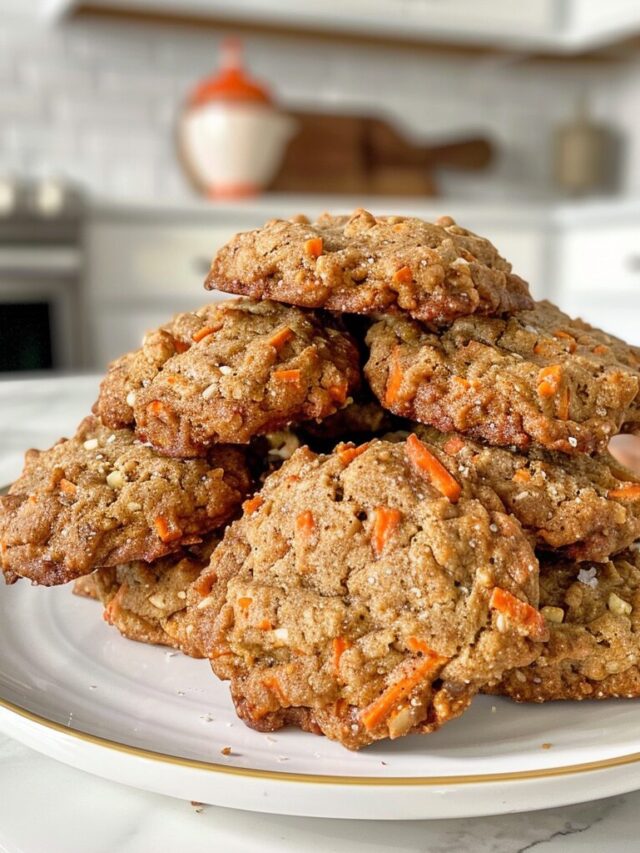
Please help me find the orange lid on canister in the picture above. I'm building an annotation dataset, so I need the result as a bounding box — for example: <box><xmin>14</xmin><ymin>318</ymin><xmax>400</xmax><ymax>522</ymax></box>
<box><xmin>187</xmin><ymin>38</ymin><xmax>272</xmax><ymax>107</ymax></box>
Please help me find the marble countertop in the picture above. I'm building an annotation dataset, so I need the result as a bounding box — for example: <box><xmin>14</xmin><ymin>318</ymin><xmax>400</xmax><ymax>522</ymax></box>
<box><xmin>1</xmin><ymin>374</ymin><xmax>639</xmax><ymax>853</ymax></box>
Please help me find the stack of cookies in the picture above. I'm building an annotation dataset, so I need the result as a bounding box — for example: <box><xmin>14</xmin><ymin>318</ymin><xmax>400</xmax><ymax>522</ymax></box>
<box><xmin>3</xmin><ymin>208</ymin><xmax>640</xmax><ymax>751</ymax></box>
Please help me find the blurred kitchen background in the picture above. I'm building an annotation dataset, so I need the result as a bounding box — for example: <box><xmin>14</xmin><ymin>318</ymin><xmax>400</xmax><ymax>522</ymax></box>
<box><xmin>2</xmin><ymin>0</ymin><xmax>640</xmax><ymax>374</ymax></box>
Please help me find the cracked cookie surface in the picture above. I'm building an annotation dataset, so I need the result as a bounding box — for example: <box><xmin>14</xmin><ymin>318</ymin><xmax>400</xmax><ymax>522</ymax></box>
<box><xmin>488</xmin><ymin>549</ymin><xmax>640</xmax><ymax>701</ymax></box>
<box><xmin>187</xmin><ymin>437</ymin><xmax>546</xmax><ymax>749</ymax></box>
<box><xmin>0</xmin><ymin>416</ymin><xmax>250</xmax><ymax>585</ymax></box>
<box><xmin>206</xmin><ymin>209</ymin><xmax>532</xmax><ymax>325</ymax></box>
<box><xmin>366</xmin><ymin>300</ymin><xmax>640</xmax><ymax>455</ymax></box>
<box><xmin>97</xmin><ymin>299</ymin><xmax>360</xmax><ymax>456</ymax></box>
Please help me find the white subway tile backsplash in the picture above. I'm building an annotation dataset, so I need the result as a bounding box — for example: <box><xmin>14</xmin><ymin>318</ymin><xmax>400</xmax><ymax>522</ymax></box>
<box><xmin>0</xmin><ymin>13</ymin><xmax>632</xmax><ymax>202</ymax></box>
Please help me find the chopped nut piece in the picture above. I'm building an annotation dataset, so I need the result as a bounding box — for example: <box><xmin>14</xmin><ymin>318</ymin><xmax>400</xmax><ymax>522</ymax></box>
<box><xmin>220</xmin><ymin>746</ymin><xmax>232</xmax><ymax>756</ymax></box>
<box><xmin>126</xmin><ymin>390</ymin><xmax>136</xmax><ymax>407</ymax></box>
<box><xmin>83</xmin><ymin>438</ymin><xmax>99</xmax><ymax>450</ymax></box>
<box><xmin>608</xmin><ymin>592</ymin><xmax>632</xmax><ymax>616</ymax></box>
<box><xmin>541</xmin><ymin>606</ymin><xmax>564</xmax><ymax>624</ymax></box>
<box><xmin>273</xmin><ymin>627</ymin><xmax>289</xmax><ymax>642</ymax></box>
<box><xmin>106</xmin><ymin>470</ymin><xmax>125</xmax><ymax>489</ymax></box>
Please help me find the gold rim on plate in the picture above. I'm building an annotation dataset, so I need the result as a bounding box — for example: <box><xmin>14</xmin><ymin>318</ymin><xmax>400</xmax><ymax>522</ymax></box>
<box><xmin>2</xmin><ymin>693</ymin><xmax>640</xmax><ymax>786</ymax></box>
<box><xmin>2</xmin><ymin>481</ymin><xmax>640</xmax><ymax>787</ymax></box>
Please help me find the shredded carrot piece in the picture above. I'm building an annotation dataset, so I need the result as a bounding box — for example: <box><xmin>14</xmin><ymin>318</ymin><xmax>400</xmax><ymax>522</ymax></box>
<box><xmin>59</xmin><ymin>478</ymin><xmax>77</xmax><ymax>496</ymax></box>
<box><xmin>334</xmin><ymin>697</ymin><xmax>348</xmax><ymax>716</ymax></box>
<box><xmin>305</xmin><ymin>237</ymin><xmax>323</xmax><ymax>258</ymax></box>
<box><xmin>406</xmin><ymin>636</ymin><xmax>431</xmax><ymax>654</ymax></box>
<box><xmin>371</xmin><ymin>506</ymin><xmax>402</xmax><ymax>557</ymax></box>
<box><xmin>194</xmin><ymin>571</ymin><xmax>217</xmax><ymax>597</ymax></box>
<box><xmin>273</xmin><ymin>369</ymin><xmax>301</xmax><ymax>383</ymax></box>
<box><xmin>337</xmin><ymin>441</ymin><xmax>370</xmax><ymax>466</ymax></box>
<box><xmin>211</xmin><ymin>647</ymin><xmax>233</xmax><ymax>659</ymax></box>
<box><xmin>267</xmin><ymin>327</ymin><xmax>294</xmax><ymax>351</ymax></box>
<box><xmin>360</xmin><ymin>650</ymin><xmax>447</xmax><ymax>732</ymax></box>
<box><xmin>553</xmin><ymin>330</ymin><xmax>577</xmax><ymax>353</ymax></box>
<box><xmin>154</xmin><ymin>515</ymin><xmax>182</xmax><ymax>544</ymax></box>
<box><xmin>406</xmin><ymin>434</ymin><xmax>461</xmax><ymax>503</ymax></box>
<box><xmin>332</xmin><ymin>636</ymin><xmax>351</xmax><ymax>675</ymax></box>
<box><xmin>243</xmin><ymin>495</ymin><xmax>263</xmax><ymax>515</ymax></box>
<box><xmin>592</xmin><ymin>344</ymin><xmax>609</xmax><ymax>355</ymax></box>
<box><xmin>512</xmin><ymin>468</ymin><xmax>531</xmax><ymax>483</ymax></box>
<box><xmin>263</xmin><ymin>675</ymin><xmax>288</xmax><ymax>704</ymax></box>
<box><xmin>296</xmin><ymin>510</ymin><xmax>315</xmax><ymax>536</ymax></box>
<box><xmin>328</xmin><ymin>382</ymin><xmax>348</xmax><ymax>405</ymax></box>
<box><xmin>490</xmin><ymin>587</ymin><xmax>547</xmax><ymax>641</ymax></box>
<box><xmin>173</xmin><ymin>337</ymin><xmax>190</xmax><ymax>354</ymax></box>
<box><xmin>258</xmin><ymin>618</ymin><xmax>273</xmax><ymax>631</ymax></box>
<box><xmin>443</xmin><ymin>436</ymin><xmax>465</xmax><ymax>455</ymax></box>
<box><xmin>166</xmin><ymin>375</ymin><xmax>187</xmax><ymax>386</ymax></box>
<box><xmin>147</xmin><ymin>400</ymin><xmax>172</xmax><ymax>419</ymax></box>
<box><xmin>392</xmin><ymin>265</ymin><xmax>413</xmax><ymax>285</ymax></box>
<box><xmin>557</xmin><ymin>385</ymin><xmax>570</xmax><ymax>420</ymax></box>
<box><xmin>537</xmin><ymin>365</ymin><xmax>563</xmax><ymax>399</ymax></box>
<box><xmin>237</xmin><ymin>597</ymin><xmax>253</xmax><ymax>611</ymax></box>
<box><xmin>452</xmin><ymin>375</ymin><xmax>471</xmax><ymax>391</ymax></box>
<box><xmin>385</xmin><ymin>345</ymin><xmax>403</xmax><ymax>406</ymax></box>
<box><xmin>533</xmin><ymin>341</ymin><xmax>551</xmax><ymax>356</ymax></box>
<box><xmin>27</xmin><ymin>495</ymin><xmax>37</xmax><ymax>504</ymax></box>
<box><xmin>608</xmin><ymin>484</ymin><xmax>640</xmax><ymax>500</ymax></box>
<box><xmin>192</xmin><ymin>325</ymin><xmax>218</xmax><ymax>343</ymax></box>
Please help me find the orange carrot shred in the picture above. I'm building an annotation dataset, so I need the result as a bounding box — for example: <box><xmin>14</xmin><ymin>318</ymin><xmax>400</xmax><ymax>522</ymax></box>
<box><xmin>243</xmin><ymin>495</ymin><xmax>263</xmax><ymax>515</ymax></box>
<box><xmin>443</xmin><ymin>436</ymin><xmax>465</xmax><ymax>456</ymax></box>
<box><xmin>537</xmin><ymin>365</ymin><xmax>563</xmax><ymax>399</ymax></box>
<box><xmin>328</xmin><ymin>382</ymin><xmax>348</xmax><ymax>405</ymax></box>
<box><xmin>337</xmin><ymin>441</ymin><xmax>370</xmax><ymax>465</ymax></box>
<box><xmin>263</xmin><ymin>675</ymin><xmax>288</xmax><ymax>705</ymax></box>
<box><xmin>237</xmin><ymin>597</ymin><xmax>253</xmax><ymax>611</ymax></box>
<box><xmin>593</xmin><ymin>344</ymin><xmax>609</xmax><ymax>355</ymax></box>
<box><xmin>154</xmin><ymin>515</ymin><xmax>182</xmax><ymax>544</ymax></box>
<box><xmin>173</xmin><ymin>338</ymin><xmax>190</xmax><ymax>354</ymax></box>
<box><xmin>267</xmin><ymin>327</ymin><xmax>294</xmax><ymax>351</ymax></box>
<box><xmin>489</xmin><ymin>587</ymin><xmax>547</xmax><ymax>641</ymax></box>
<box><xmin>296</xmin><ymin>510</ymin><xmax>315</xmax><ymax>536</ymax></box>
<box><xmin>392</xmin><ymin>265</ymin><xmax>413</xmax><ymax>285</ymax></box>
<box><xmin>273</xmin><ymin>369</ymin><xmax>301</xmax><ymax>383</ymax></box>
<box><xmin>147</xmin><ymin>400</ymin><xmax>172</xmax><ymax>419</ymax></box>
<box><xmin>553</xmin><ymin>330</ymin><xmax>577</xmax><ymax>353</ymax></box>
<box><xmin>452</xmin><ymin>375</ymin><xmax>471</xmax><ymax>391</ymax></box>
<box><xmin>406</xmin><ymin>434</ymin><xmax>461</xmax><ymax>503</ymax></box>
<box><xmin>512</xmin><ymin>468</ymin><xmax>531</xmax><ymax>483</ymax></box>
<box><xmin>192</xmin><ymin>325</ymin><xmax>218</xmax><ymax>343</ymax></box>
<box><xmin>371</xmin><ymin>506</ymin><xmax>402</xmax><ymax>557</ymax></box>
<box><xmin>608</xmin><ymin>484</ymin><xmax>640</xmax><ymax>500</ymax></box>
<box><xmin>360</xmin><ymin>650</ymin><xmax>447</xmax><ymax>732</ymax></box>
<box><xmin>305</xmin><ymin>237</ymin><xmax>323</xmax><ymax>259</ymax></box>
<box><xmin>406</xmin><ymin>636</ymin><xmax>431</xmax><ymax>654</ymax></box>
<box><xmin>385</xmin><ymin>345</ymin><xmax>403</xmax><ymax>407</ymax></box>
<box><xmin>332</xmin><ymin>636</ymin><xmax>351</xmax><ymax>675</ymax></box>
<box><xmin>258</xmin><ymin>618</ymin><xmax>273</xmax><ymax>631</ymax></box>
<box><xmin>59</xmin><ymin>478</ymin><xmax>77</xmax><ymax>496</ymax></box>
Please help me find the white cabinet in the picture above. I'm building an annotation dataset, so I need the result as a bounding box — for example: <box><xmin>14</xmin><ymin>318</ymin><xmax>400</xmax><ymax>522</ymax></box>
<box><xmin>555</xmin><ymin>211</ymin><xmax>640</xmax><ymax>344</ymax></box>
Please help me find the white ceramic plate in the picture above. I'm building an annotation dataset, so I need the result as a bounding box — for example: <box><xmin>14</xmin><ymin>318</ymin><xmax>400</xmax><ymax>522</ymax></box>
<box><xmin>1</xmin><ymin>581</ymin><xmax>640</xmax><ymax>820</ymax></box>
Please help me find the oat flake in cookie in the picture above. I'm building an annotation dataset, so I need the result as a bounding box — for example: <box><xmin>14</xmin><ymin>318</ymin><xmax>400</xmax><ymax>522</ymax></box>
<box><xmin>403</xmin><ymin>425</ymin><xmax>640</xmax><ymax>563</ymax></box>
<box><xmin>366</xmin><ymin>300</ymin><xmax>640</xmax><ymax>456</ymax></box>
<box><xmin>0</xmin><ymin>416</ymin><xmax>250</xmax><ymax>586</ymax></box>
<box><xmin>187</xmin><ymin>437</ymin><xmax>546</xmax><ymax>750</ymax></box>
<box><xmin>206</xmin><ymin>209</ymin><xmax>533</xmax><ymax>325</ymax></box>
<box><xmin>121</xmin><ymin>299</ymin><xmax>360</xmax><ymax>456</ymax></box>
<box><xmin>488</xmin><ymin>549</ymin><xmax>640</xmax><ymax>702</ymax></box>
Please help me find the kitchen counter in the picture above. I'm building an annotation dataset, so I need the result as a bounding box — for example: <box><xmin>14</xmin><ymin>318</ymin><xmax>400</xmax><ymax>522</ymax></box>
<box><xmin>0</xmin><ymin>374</ymin><xmax>640</xmax><ymax>852</ymax></box>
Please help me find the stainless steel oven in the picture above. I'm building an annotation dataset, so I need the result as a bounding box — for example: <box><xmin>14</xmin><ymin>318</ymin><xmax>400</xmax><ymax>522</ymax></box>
<box><xmin>0</xmin><ymin>212</ymin><xmax>84</xmax><ymax>372</ymax></box>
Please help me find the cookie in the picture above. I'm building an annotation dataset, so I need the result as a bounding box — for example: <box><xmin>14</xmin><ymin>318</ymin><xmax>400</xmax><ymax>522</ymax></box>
<box><xmin>0</xmin><ymin>416</ymin><xmax>250</xmax><ymax>586</ymax></box>
<box><xmin>401</xmin><ymin>425</ymin><xmax>640</xmax><ymax>562</ymax></box>
<box><xmin>205</xmin><ymin>209</ymin><xmax>533</xmax><ymax>325</ymax></box>
<box><xmin>100</xmin><ymin>299</ymin><xmax>360</xmax><ymax>456</ymax></box>
<box><xmin>366</xmin><ymin>300</ymin><xmax>640</xmax><ymax>455</ymax></box>
<box><xmin>488</xmin><ymin>549</ymin><xmax>640</xmax><ymax>701</ymax></box>
<box><xmin>72</xmin><ymin>574</ymin><xmax>98</xmax><ymax>599</ymax></box>
<box><xmin>188</xmin><ymin>436</ymin><xmax>546</xmax><ymax>750</ymax></box>
<box><xmin>94</xmin><ymin>548</ymin><xmax>213</xmax><ymax>657</ymax></box>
